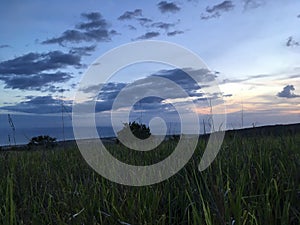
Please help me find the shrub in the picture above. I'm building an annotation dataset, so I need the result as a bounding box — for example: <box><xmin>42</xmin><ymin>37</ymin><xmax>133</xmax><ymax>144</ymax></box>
<box><xmin>28</xmin><ymin>135</ymin><xmax>57</xmax><ymax>149</ymax></box>
<box><xmin>117</xmin><ymin>121</ymin><xmax>151</xmax><ymax>143</ymax></box>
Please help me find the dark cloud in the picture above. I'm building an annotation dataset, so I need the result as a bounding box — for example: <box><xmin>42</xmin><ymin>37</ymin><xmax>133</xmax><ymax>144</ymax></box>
<box><xmin>80</xmin><ymin>82</ymin><xmax>126</xmax><ymax>95</ymax></box>
<box><xmin>277</xmin><ymin>85</ymin><xmax>299</xmax><ymax>98</ymax></box>
<box><xmin>76</xmin><ymin>12</ymin><xmax>109</xmax><ymax>30</ymax></box>
<box><xmin>286</xmin><ymin>36</ymin><xmax>299</xmax><ymax>47</ymax></box>
<box><xmin>243</xmin><ymin>0</ymin><xmax>264</xmax><ymax>10</ymax></box>
<box><xmin>80</xmin><ymin>68</ymin><xmax>218</xmax><ymax>113</ymax></box>
<box><xmin>0</xmin><ymin>51</ymin><xmax>79</xmax><ymax>91</ymax></box>
<box><xmin>157</xmin><ymin>1</ymin><xmax>181</xmax><ymax>13</ymax></box>
<box><xmin>42</xmin><ymin>29</ymin><xmax>116</xmax><ymax>45</ymax></box>
<box><xmin>137</xmin><ymin>17</ymin><xmax>153</xmax><ymax>26</ymax></box>
<box><xmin>206</xmin><ymin>1</ymin><xmax>234</xmax><ymax>13</ymax></box>
<box><xmin>153</xmin><ymin>68</ymin><xmax>216</xmax><ymax>93</ymax></box>
<box><xmin>81</xmin><ymin>12</ymin><xmax>102</xmax><ymax>21</ymax></box>
<box><xmin>42</xmin><ymin>12</ymin><xmax>116</xmax><ymax>45</ymax></box>
<box><xmin>134</xmin><ymin>31</ymin><xmax>160</xmax><ymax>40</ymax></box>
<box><xmin>47</xmin><ymin>86</ymin><xmax>69</xmax><ymax>93</ymax></box>
<box><xmin>118</xmin><ymin>9</ymin><xmax>143</xmax><ymax>20</ymax></box>
<box><xmin>0</xmin><ymin>44</ymin><xmax>11</xmax><ymax>49</ymax></box>
<box><xmin>0</xmin><ymin>51</ymin><xmax>81</xmax><ymax>75</ymax></box>
<box><xmin>0</xmin><ymin>96</ymin><xmax>72</xmax><ymax>114</ymax></box>
<box><xmin>75</xmin><ymin>82</ymin><xmax>127</xmax><ymax>112</ymax></box>
<box><xmin>69</xmin><ymin>45</ymin><xmax>96</xmax><ymax>56</ymax></box>
<box><xmin>201</xmin><ymin>1</ymin><xmax>234</xmax><ymax>20</ymax></box>
<box><xmin>1</xmin><ymin>72</ymin><xmax>72</xmax><ymax>92</ymax></box>
<box><xmin>151</xmin><ymin>22</ymin><xmax>175</xmax><ymax>30</ymax></box>
<box><xmin>167</xmin><ymin>30</ymin><xmax>184</xmax><ymax>36</ymax></box>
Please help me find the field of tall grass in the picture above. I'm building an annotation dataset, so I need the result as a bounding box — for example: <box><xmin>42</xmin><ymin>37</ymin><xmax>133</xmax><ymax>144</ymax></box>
<box><xmin>0</xmin><ymin>128</ymin><xmax>299</xmax><ymax>224</ymax></box>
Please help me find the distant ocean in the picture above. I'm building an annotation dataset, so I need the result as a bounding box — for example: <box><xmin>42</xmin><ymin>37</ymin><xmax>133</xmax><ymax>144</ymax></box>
<box><xmin>0</xmin><ymin>126</ymin><xmax>116</xmax><ymax>146</ymax></box>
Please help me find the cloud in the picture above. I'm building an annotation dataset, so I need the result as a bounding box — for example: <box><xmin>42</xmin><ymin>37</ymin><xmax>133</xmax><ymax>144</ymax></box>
<box><xmin>42</xmin><ymin>12</ymin><xmax>116</xmax><ymax>45</ymax></box>
<box><xmin>0</xmin><ymin>96</ymin><xmax>72</xmax><ymax>114</ymax></box>
<box><xmin>1</xmin><ymin>72</ymin><xmax>72</xmax><ymax>92</ymax></box>
<box><xmin>0</xmin><ymin>44</ymin><xmax>11</xmax><ymax>49</ymax></box>
<box><xmin>201</xmin><ymin>13</ymin><xmax>221</xmax><ymax>20</ymax></box>
<box><xmin>117</xmin><ymin>9</ymin><xmax>153</xmax><ymax>27</ymax></box>
<box><xmin>0</xmin><ymin>51</ymin><xmax>81</xmax><ymax>75</ymax></box>
<box><xmin>80</xmin><ymin>68</ymin><xmax>219</xmax><ymax>113</ymax></box>
<box><xmin>201</xmin><ymin>1</ymin><xmax>234</xmax><ymax>20</ymax></box>
<box><xmin>69</xmin><ymin>45</ymin><xmax>97</xmax><ymax>56</ymax></box>
<box><xmin>286</xmin><ymin>36</ymin><xmax>299</xmax><ymax>47</ymax></box>
<box><xmin>151</xmin><ymin>22</ymin><xmax>175</xmax><ymax>30</ymax></box>
<box><xmin>157</xmin><ymin>1</ymin><xmax>181</xmax><ymax>13</ymax></box>
<box><xmin>0</xmin><ymin>68</ymin><xmax>221</xmax><ymax>114</ymax></box>
<box><xmin>206</xmin><ymin>1</ymin><xmax>234</xmax><ymax>13</ymax></box>
<box><xmin>127</xmin><ymin>25</ymin><xmax>137</xmax><ymax>30</ymax></box>
<box><xmin>0</xmin><ymin>51</ymin><xmax>79</xmax><ymax>91</ymax></box>
<box><xmin>167</xmin><ymin>30</ymin><xmax>184</xmax><ymax>36</ymax></box>
<box><xmin>243</xmin><ymin>0</ymin><xmax>264</xmax><ymax>10</ymax></box>
<box><xmin>221</xmin><ymin>73</ymin><xmax>271</xmax><ymax>84</ymax></box>
<box><xmin>277</xmin><ymin>85</ymin><xmax>299</xmax><ymax>98</ymax></box>
<box><xmin>76</xmin><ymin>12</ymin><xmax>109</xmax><ymax>30</ymax></box>
<box><xmin>153</xmin><ymin>68</ymin><xmax>216</xmax><ymax>93</ymax></box>
<box><xmin>288</xmin><ymin>74</ymin><xmax>300</xmax><ymax>79</ymax></box>
<box><xmin>137</xmin><ymin>17</ymin><xmax>153</xmax><ymax>26</ymax></box>
<box><xmin>42</xmin><ymin>29</ymin><xmax>116</xmax><ymax>45</ymax></box>
<box><xmin>134</xmin><ymin>31</ymin><xmax>160</xmax><ymax>40</ymax></box>
<box><xmin>118</xmin><ymin>9</ymin><xmax>143</xmax><ymax>20</ymax></box>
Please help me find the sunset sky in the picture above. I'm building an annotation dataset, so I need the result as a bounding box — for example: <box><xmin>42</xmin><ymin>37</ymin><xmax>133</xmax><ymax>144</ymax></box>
<box><xmin>0</xmin><ymin>0</ymin><xmax>300</xmax><ymax>143</ymax></box>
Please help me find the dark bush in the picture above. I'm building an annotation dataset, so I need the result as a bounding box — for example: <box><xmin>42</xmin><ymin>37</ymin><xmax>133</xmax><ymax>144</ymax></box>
<box><xmin>117</xmin><ymin>121</ymin><xmax>151</xmax><ymax>143</ymax></box>
<box><xmin>28</xmin><ymin>135</ymin><xmax>57</xmax><ymax>149</ymax></box>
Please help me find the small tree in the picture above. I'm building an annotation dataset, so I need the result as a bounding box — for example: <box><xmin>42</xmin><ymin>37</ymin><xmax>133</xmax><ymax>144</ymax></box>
<box><xmin>117</xmin><ymin>121</ymin><xmax>151</xmax><ymax>143</ymax></box>
<box><xmin>28</xmin><ymin>135</ymin><xmax>57</xmax><ymax>149</ymax></box>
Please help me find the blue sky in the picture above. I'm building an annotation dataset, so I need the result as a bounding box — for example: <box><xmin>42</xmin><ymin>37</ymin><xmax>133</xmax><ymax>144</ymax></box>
<box><xmin>0</xmin><ymin>0</ymin><xmax>300</xmax><ymax>142</ymax></box>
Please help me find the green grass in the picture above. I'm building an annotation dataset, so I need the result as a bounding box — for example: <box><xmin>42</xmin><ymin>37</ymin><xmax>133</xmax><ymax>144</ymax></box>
<box><xmin>0</xmin><ymin>131</ymin><xmax>299</xmax><ymax>224</ymax></box>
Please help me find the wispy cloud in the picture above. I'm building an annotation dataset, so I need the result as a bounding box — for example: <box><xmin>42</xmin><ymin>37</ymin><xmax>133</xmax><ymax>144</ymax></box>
<box><xmin>167</xmin><ymin>30</ymin><xmax>184</xmax><ymax>36</ymax></box>
<box><xmin>0</xmin><ymin>44</ymin><xmax>11</xmax><ymax>49</ymax></box>
<box><xmin>201</xmin><ymin>1</ymin><xmax>234</xmax><ymax>20</ymax></box>
<box><xmin>0</xmin><ymin>96</ymin><xmax>71</xmax><ymax>114</ymax></box>
<box><xmin>127</xmin><ymin>25</ymin><xmax>137</xmax><ymax>30</ymax></box>
<box><xmin>243</xmin><ymin>0</ymin><xmax>264</xmax><ymax>10</ymax></box>
<box><xmin>206</xmin><ymin>1</ymin><xmax>234</xmax><ymax>13</ymax></box>
<box><xmin>134</xmin><ymin>31</ymin><xmax>160</xmax><ymax>40</ymax></box>
<box><xmin>151</xmin><ymin>22</ymin><xmax>175</xmax><ymax>31</ymax></box>
<box><xmin>118</xmin><ymin>9</ymin><xmax>143</xmax><ymax>20</ymax></box>
<box><xmin>69</xmin><ymin>45</ymin><xmax>97</xmax><ymax>56</ymax></box>
<box><xmin>221</xmin><ymin>74</ymin><xmax>272</xmax><ymax>84</ymax></box>
<box><xmin>137</xmin><ymin>17</ymin><xmax>153</xmax><ymax>26</ymax></box>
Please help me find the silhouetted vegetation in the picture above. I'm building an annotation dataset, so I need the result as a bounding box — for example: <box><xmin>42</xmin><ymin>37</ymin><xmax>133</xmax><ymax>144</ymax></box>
<box><xmin>28</xmin><ymin>135</ymin><xmax>57</xmax><ymax>149</ymax></box>
<box><xmin>117</xmin><ymin>121</ymin><xmax>151</xmax><ymax>143</ymax></box>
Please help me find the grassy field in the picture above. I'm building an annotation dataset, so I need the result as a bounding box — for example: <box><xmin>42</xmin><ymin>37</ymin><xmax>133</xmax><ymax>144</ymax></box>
<box><xmin>0</xmin><ymin>125</ymin><xmax>299</xmax><ymax>224</ymax></box>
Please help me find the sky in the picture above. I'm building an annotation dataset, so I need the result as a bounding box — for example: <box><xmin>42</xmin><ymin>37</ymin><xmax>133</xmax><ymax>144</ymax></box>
<box><xmin>0</xmin><ymin>0</ymin><xmax>300</xmax><ymax>143</ymax></box>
